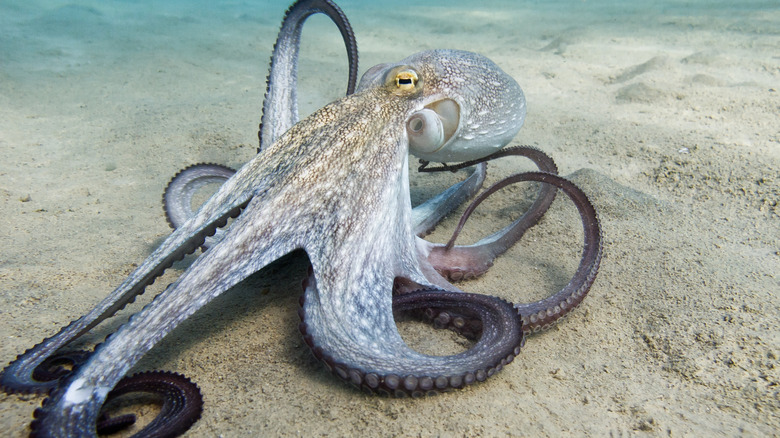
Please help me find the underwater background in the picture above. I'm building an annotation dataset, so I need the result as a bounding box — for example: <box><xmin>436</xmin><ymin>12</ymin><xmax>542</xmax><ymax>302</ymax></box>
<box><xmin>1</xmin><ymin>1</ymin><xmax>778</xmax><ymax>436</ymax></box>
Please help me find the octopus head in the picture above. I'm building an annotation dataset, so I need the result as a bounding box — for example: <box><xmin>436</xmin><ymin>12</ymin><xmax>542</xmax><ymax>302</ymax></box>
<box><xmin>357</xmin><ymin>49</ymin><xmax>526</xmax><ymax>162</ymax></box>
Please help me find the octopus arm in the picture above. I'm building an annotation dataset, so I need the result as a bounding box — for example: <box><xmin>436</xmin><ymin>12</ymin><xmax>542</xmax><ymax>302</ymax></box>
<box><xmin>162</xmin><ymin>0</ymin><xmax>359</xmax><ymax>245</ymax></box>
<box><xmin>163</xmin><ymin>163</ymin><xmax>236</xmax><ymax>249</ymax></box>
<box><xmin>0</xmin><ymin>188</ymin><xmax>252</xmax><ymax>395</ymax></box>
<box><xmin>259</xmin><ymin>0</ymin><xmax>358</xmax><ymax>150</ymax></box>
<box><xmin>430</xmin><ymin>171</ymin><xmax>601</xmax><ymax>334</ymax></box>
<box><xmin>411</xmin><ymin>162</ymin><xmax>486</xmax><ymax>237</ymax></box>
<box><xmin>426</xmin><ymin>146</ymin><xmax>559</xmax><ymax>281</ymax></box>
<box><xmin>505</xmin><ymin>172</ymin><xmax>602</xmax><ymax>334</ymax></box>
<box><xmin>297</xmin><ymin>171</ymin><xmax>600</xmax><ymax>398</ymax></box>
<box><xmin>24</xmin><ymin>187</ymin><xmax>304</xmax><ymax>437</ymax></box>
<box><xmin>163</xmin><ymin>163</ymin><xmax>237</xmax><ymax>231</ymax></box>
<box><xmin>299</xmin><ymin>272</ymin><xmax>524</xmax><ymax>396</ymax></box>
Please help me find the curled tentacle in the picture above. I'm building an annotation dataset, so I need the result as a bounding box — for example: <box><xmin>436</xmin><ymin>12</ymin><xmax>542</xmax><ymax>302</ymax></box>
<box><xmin>259</xmin><ymin>0</ymin><xmax>359</xmax><ymax>151</ymax></box>
<box><xmin>29</xmin><ymin>350</ymin><xmax>91</xmax><ymax>385</ymax></box>
<box><xmin>421</xmin><ymin>170</ymin><xmax>600</xmax><ymax>337</ymax></box>
<box><xmin>497</xmin><ymin>172</ymin><xmax>601</xmax><ymax>334</ymax></box>
<box><xmin>425</xmin><ymin>146</ymin><xmax>559</xmax><ymax>281</ymax></box>
<box><xmin>163</xmin><ymin>163</ymin><xmax>236</xmax><ymax>248</ymax></box>
<box><xmin>298</xmin><ymin>289</ymin><xmax>525</xmax><ymax>396</ymax></box>
<box><xmin>437</xmin><ymin>171</ymin><xmax>601</xmax><ymax>333</ymax></box>
<box><xmin>31</xmin><ymin>371</ymin><xmax>202</xmax><ymax>438</ymax></box>
<box><xmin>445</xmin><ymin>147</ymin><xmax>559</xmax><ymax>251</ymax></box>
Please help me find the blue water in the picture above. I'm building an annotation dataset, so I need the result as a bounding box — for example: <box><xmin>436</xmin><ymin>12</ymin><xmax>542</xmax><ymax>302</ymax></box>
<box><xmin>2</xmin><ymin>0</ymin><xmax>777</xmax><ymax>123</ymax></box>
<box><xmin>3</xmin><ymin>0</ymin><xmax>777</xmax><ymax>75</ymax></box>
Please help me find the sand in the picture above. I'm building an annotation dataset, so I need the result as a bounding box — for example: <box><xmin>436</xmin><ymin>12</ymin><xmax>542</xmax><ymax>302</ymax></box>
<box><xmin>1</xmin><ymin>0</ymin><xmax>778</xmax><ymax>436</ymax></box>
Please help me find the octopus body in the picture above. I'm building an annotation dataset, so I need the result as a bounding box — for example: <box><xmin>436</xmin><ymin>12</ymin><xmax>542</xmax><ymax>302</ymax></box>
<box><xmin>1</xmin><ymin>1</ymin><xmax>602</xmax><ymax>436</ymax></box>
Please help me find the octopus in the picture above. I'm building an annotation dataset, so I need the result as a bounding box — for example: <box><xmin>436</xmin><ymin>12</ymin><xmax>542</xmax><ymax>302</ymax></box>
<box><xmin>1</xmin><ymin>0</ymin><xmax>602</xmax><ymax>436</ymax></box>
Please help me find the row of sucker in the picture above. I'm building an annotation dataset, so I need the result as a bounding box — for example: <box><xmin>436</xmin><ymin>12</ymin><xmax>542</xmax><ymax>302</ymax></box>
<box><xmin>162</xmin><ymin>163</ymin><xmax>237</xmax><ymax>249</ymax></box>
<box><xmin>30</xmin><ymin>371</ymin><xmax>202</xmax><ymax>438</ymax></box>
<box><xmin>420</xmin><ymin>165</ymin><xmax>600</xmax><ymax>338</ymax></box>
<box><xmin>297</xmin><ymin>289</ymin><xmax>525</xmax><ymax>397</ymax></box>
<box><xmin>475</xmin><ymin>171</ymin><xmax>601</xmax><ymax>334</ymax></box>
<box><xmin>412</xmin><ymin>306</ymin><xmax>484</xmax><ymax>341</ymax></box>
<box><xmin>0</xmin><ymin>201</ymin><xmax>248</xmax><ymax>395</ymax></box>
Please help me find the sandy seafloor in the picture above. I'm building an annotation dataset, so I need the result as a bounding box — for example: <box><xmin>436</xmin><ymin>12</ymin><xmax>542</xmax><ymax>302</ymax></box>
<box><xmin>1</xmin><ymin>0</ymin><xmax>778</xmax><ymax>436</ymax></box>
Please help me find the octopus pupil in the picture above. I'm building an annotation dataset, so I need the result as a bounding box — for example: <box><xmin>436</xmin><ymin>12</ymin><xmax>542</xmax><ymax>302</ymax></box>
<box><xmin>410</xmin><ymin>118</ymin><xmax>424</xmax><ymax>132</ymax></box>
<box><xmin>399</xmin><ymin>78</ymin><xmax>412</xmax><ymax>84</ymax></box>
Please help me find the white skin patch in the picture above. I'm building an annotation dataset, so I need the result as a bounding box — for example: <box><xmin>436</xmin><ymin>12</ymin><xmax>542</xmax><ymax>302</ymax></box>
<box><xmin>63</xmin><ymin>378</ymin><xmax>91</xmax><ymax>406</ymax></box>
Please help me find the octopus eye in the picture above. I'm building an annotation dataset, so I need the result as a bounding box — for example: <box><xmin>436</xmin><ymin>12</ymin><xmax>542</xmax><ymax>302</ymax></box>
<box><xmin>395</xmin><ymin>70</ymin><xmax>419</xmax><ymax>91</ymax></box>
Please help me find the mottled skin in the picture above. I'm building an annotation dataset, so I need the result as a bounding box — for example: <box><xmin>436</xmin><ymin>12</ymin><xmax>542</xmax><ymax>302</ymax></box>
<box><xmin>1</xmin><ymin>1</ymin><xmax>602</xmax><ymax>436</ymax></box>
<box><xmin>296</xmin><ymin>51</ymin><xmax>526</xmax><ymax>376</ymax></box>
